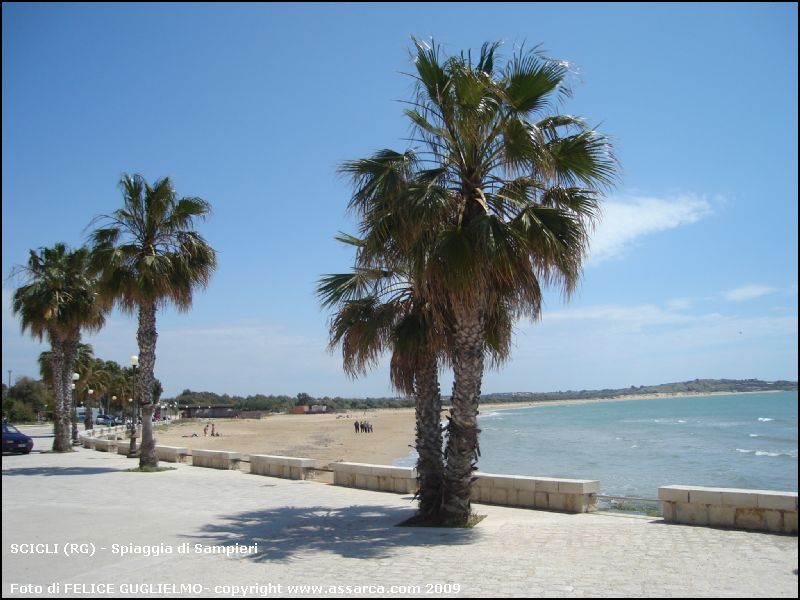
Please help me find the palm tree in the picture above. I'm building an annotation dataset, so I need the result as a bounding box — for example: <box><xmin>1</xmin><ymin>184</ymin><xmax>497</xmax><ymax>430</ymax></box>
<box><xmin>12</xmin><ymin>244</ymin><xmax>107</xmax><ymax>451</ymax></box>
<box><xmin>340</xmin><ymin>40</ymin><xmax>616</xmax><ymax>524</ymax></box>
<box><xmin>318</xmin><ymin>242</ymin><xmax>449</xmax><ymax>522</ymax></box>
<box><xmin>89</xmin><ymin>173</ymin><xmax>216</xmax><ymax>467</ymax></box>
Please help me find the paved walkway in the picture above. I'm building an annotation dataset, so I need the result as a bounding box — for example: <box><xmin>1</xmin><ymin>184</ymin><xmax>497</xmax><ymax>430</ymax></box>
<box><xmin>2</xmin><ymin>436</ymin><xmax>797</xmax><ymax>598</ymax></box>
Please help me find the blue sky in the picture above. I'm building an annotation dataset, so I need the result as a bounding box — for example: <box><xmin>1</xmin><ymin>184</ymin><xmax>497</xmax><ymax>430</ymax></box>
<box><xmin>2</xmin><ymin>3</ymin><xmax>797</xmax><ymax>398</ymax></box>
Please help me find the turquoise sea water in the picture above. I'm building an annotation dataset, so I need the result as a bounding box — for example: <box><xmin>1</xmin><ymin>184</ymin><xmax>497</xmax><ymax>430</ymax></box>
<box><xmin>396</xmin><ymin>391</ymin><xmax>798</xmax><ymax>498</ymax></box>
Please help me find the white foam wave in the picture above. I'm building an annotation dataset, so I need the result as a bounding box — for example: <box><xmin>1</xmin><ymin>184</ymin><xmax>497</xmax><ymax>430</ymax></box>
<box><xmin>735</xmin><ymin>448</ymin><xmax>792</xmax><ymax>458</ymax></box>
<box><xmin>758</xmin><ymin>417</ymin><xmax>774</xmax><ymax>422</ymax></box>
<box><xmin>749</xmin><ymin>434</ymin><xmax>759</xmax><ymax>437</ymax></box>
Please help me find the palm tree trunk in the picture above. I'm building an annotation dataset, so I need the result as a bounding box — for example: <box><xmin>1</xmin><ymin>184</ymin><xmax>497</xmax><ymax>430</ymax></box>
<box><xmin>443</xmin><ymin>306</ymin><xmax>484</xmax><ymax>525</ymax></box>
<box><xmin>50</xmin><ymin>341</ymin><xmax>71</xmax><ymax>452</ymax></box>
<box><xmin>414</xmin><ymin>349</ymin><xmax>445</xmax><ymax>524</ymax></box>
<box><xmin>137</xmin><ymin>302</ymin><xmax>159</xmax><ymax>468</ymax></box>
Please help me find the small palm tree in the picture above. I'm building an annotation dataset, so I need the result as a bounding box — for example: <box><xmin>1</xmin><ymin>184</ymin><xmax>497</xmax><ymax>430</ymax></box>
<box><xmin>319</xmin><ymin>248</ymin><xmax>448</xmax><ymax>522</ymax></box>
<box><xmin>89</xmin><ymin>174</ymin><xmax>216</xmax><ymax>467</ymax></box>
<box><xmin>12</xmin><ymin>244</ymin><xmax>107</xmax><ymax>451</ymax></box>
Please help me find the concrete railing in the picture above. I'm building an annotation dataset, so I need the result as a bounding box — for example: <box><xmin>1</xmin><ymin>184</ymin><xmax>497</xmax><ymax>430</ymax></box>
<box><xmin>155</xmin><ymin>446</ymin><xmax>191</xmax><ymax>463</ymax></box>
<box><xmin>116</xmin><ymin>443</ymin><xmax>133</xmax><ymax>456</ymax></box>
<box><xmin>93</xmin><ymin>438</ymin><xmax>119</xmax><ymax>453</ymax></box>
<box><xmin>472</xmin><ymin>473</ymin><xmax>599</xmax><ymax>513</ymax></box>
<box><xmin>659</xmin><ymin>485</ymin><xmax>797</xmax><ymax>534</ymax></box>
<box><xmin>191</xmin><ymin>449</ymin><xmax>241</xmax><ymax>470</ymax></box>
<box><xmin>250</xmin><ymin>454</ymin><xmax>317</xmax><ymax>480</ymax></box>
<box><xmin>81</xmin><ymin>437</ymin><xmax>96</xmax><ymax>449</ymax></box>
<box><xmin>331</xmin><ymin>462</ymin><xmax>417</xmax><ymax>494</ymax></box>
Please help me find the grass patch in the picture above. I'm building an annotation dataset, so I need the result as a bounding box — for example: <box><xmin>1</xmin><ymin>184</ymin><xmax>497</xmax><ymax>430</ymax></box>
<box><xmin>608</xmin><ymin>501</ymin><xmax>663</xmax><ymax>518</ymax></box>
<box><xmin>125</xmin><ymin>466</ymin><xmax>176</xmax><ymax>473</ymax></box>
<box><xmin>399</xmin><ymin>513</ymin><xmax>486</xmax><ymax>528</ymax></box>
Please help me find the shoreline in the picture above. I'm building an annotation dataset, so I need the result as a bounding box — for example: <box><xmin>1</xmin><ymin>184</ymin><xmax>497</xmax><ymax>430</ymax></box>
<box><xmin>476</xmin><ymin>389</ymin><xmax>789</xmax><ymax>414</ymax></box>
<box><xmin>150</xmin><ymin>389</ymin><xmax>794</xmax><ymax>469</ymax></box>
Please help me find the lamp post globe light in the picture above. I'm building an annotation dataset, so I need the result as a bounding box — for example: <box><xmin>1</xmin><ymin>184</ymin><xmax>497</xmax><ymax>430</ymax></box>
<box><xmin>128</xmin><ymin>355</ymin><xmax>139</xmax><ymax>457</ymax></box>
<box><xmin>71</xmin><ymin>372</ymin><xmax>79</xmax><ymax>445</ymax></box>
<box><xmin>86</xmin><ymin>389</ymin><xmax>94</xmax><ymax>429</ymax></box>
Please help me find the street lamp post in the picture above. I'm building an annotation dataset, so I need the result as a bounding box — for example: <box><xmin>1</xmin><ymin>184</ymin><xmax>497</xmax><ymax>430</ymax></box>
<box><xmin>128</xmin><ymin>355</ymin><xmax>139</xmax><ymax>457</ymax></box>
<box><xmin>111</xmin><ymin>395</ymin><xmax>117</xmax><ymax>420</ymax></box>
<box><xmin>86</xmin><ymin>389</ymin><xmax>94</xmax><ymax>429</ymax></box>
<box><xmin>71</xmin><ymin>373</ymin><xmax>79</xmax><ymax>444</ymax></box>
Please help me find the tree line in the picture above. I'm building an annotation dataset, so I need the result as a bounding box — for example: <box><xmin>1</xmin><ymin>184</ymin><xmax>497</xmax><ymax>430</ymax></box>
<box><xmin>11</xmin><ymin>174</ymin><xmax>214</xmax><ymax>468</ymax></box>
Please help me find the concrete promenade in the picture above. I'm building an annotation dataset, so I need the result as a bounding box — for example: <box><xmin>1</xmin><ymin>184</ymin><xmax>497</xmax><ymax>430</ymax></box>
<box><xmin>2</xmin><ymin>429</ymin><xmax>797</xmax><ymax>598</ymax></box>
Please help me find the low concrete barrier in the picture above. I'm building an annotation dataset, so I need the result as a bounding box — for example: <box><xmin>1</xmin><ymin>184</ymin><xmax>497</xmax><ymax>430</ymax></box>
<box><xmin>659</xmin><ymin>485</ymin><xmax>797</xmax><ymax>534</ymax></box>
<box><xmin>250</xmin><ymin>454</ymin><xmax>317</xmax><ymax>480</ymax></box>
<box><xmin>116</xmin><ymin>443</ymin><xmax>133</xmax><ymax>456</ymax></box>
<box><xmin>93</xmin><ymin>438</ymin><xmax>118</xmax><ymax>452</ymax></box>
<box><xmin>80</xmin><ymin>437</ymin><xmax>96</xmax><ymax>449</ymax></box>
<box><xmin>331</xmin><ymin>462</ymin><xmax>417</xmax><ymax>494</ymax></box>
<box><xmin>191</xmin><ymin>449</ymin><xmax>241</xmax><ymax>470</ymax></box>
<box><xmin>155</xmin><ymin>446</ymin><xmax>190</xmax><ymax>463</ymax></box>
<box><xmin>472</xmin><ymin>473</ymin><xmax>599</xmax><ymax>513</ymax></box>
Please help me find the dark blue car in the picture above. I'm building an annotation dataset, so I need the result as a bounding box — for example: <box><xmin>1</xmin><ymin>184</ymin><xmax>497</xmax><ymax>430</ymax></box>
<box><xmin>2</xmin><ymin>422</ymin><xmax>33</xmax><ymax>454</ymax></box>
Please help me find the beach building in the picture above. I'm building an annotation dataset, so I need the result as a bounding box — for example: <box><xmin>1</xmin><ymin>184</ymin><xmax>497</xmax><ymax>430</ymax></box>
<box><xmin>180</xmin><ymin>405</ymin><xmax>238</xmax><ymax>419</ymax></box>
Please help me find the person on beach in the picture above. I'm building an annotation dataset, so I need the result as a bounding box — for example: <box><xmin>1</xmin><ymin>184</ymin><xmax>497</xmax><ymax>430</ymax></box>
<box><xmin>203</xmin><ymin>424</ymin><xmax>209</xmax><ymax>437</ymax></box>
<box><xmin>211</xmin><ymin>423</ymin><xmax>215</xmax><ymax>437</ymax></box>
<box><xmin>354</xmin><ymin>421</ymin><xmax>360</xmax><ymax>433</ymax></box>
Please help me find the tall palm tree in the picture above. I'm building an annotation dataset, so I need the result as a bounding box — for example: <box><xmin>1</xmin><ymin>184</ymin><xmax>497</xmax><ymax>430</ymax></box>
<box><xmin>341</xmin><ymin>40</ymin><xmax>616</xmax><ymax>524</ymax></box>
<box><xmin>12</xmin><ymin>244</ymin><xmax>107</xmax><ymax>451</ymax></box>
<box><xmin>89</xmin><ymin>173</ymin><xmax>216</xmax><ymax>467</ymax></box>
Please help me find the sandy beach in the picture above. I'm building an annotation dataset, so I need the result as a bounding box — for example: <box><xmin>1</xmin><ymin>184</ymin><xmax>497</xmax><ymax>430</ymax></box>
<box><xmin>153</xmin><ymin>391</ymin><xmax>769</xmax><ymax>467</ymax></box>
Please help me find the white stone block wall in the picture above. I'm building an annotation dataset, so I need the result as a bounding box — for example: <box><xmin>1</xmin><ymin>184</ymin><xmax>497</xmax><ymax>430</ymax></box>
<box><xmin>154</xmin><ymin>446</ymin><xmax>190</xmax><ymax>463</ymax></box>
<box><xmin>659</xmin><ymin>485</ymin><xmax>798</xmax><ymax>534</ymax></box>
<box><xmin>331</xmin><ymin>462</ymin><xmax>417</xmax><ymax>494</ymax></box>
<box><xmin>250</xmin><ymin>455</ymin><xmax>317</xmax><ymax>480</ymax></box>
<box><xmin>191</xmin><ymin>449</ymin><xmax>241</xmax><ymax>470</ymax></box>
<box><xmin>472</xmin><ymin>472</ymin><xmax>598</xmax><ymax>513</ymax></box>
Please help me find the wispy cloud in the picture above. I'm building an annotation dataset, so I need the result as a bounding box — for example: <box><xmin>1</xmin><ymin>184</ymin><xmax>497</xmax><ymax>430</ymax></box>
<box><xmin>589</xmin><ymin>194</ymin><xmax>715</xmax><ymax>263</ymax></box>
<box><xmin>723</xmin><ymin>285</ymin><xmax>779</xmax><ymax>302</ymax></box>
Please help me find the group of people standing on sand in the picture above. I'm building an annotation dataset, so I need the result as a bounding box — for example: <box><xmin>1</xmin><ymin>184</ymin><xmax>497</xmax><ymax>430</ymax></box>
<box><xmin>203</xmin><ymin>422</ymin><xmax>221</xmax><ymax>437</ymax></box>
<box><xmin>353</xmin><ymin>420</ymin><xmax>373</xmax><ymax>433</ymax></box>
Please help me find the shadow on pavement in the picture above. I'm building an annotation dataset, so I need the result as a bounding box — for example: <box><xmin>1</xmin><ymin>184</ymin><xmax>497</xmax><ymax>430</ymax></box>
<box><xmin>2</xmin><ymin>466</ymin><xmax>122</xmax><ymax>476</ymax></box>
<box><xmin>184</xmin><ymin>504</ymin><xmax>480</xmax><ymax>562</ymax></box>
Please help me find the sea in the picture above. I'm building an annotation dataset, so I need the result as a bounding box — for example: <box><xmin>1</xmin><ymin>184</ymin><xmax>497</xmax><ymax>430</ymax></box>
<box><xmin>394</xmin><ymin>391</ymin><xmax>798</xmax><ymax>499</ymax></box>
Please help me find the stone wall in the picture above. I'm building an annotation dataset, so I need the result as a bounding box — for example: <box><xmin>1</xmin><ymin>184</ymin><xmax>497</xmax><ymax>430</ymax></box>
<box><xmin>331</xmin><ymin>462</ymin><xmax>417</xmax><ymax>494</ymax></box>
<box><xmin>191</xmin><ymin>449</ymin><xmax>241</xmax><ymax>470</ymax></box>
<box><xmin>472</xmin><ymin>473</ymin><xmax>598</xmax><ymax>513</ymax></box>
<box><xmin>250</xmin><ymin>454</ymin><xmax>317</xmax><ymax>480</ymax></box>
<box><xmin>659</xmin><ymin>485</ymin><xmax>797</xmax><ymax>534</ymax></box>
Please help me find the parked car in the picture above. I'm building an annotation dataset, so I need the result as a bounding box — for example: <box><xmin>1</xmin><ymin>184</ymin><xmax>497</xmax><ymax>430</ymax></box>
<box><xmin>2</xmin><ymin>422</ymin><xmax>33</xmax><ymax>454</ymax></box>
<box><xmin>95</xmin><ymin>415</ymin><xmax>115</xmax><ymax>425</ymax></box>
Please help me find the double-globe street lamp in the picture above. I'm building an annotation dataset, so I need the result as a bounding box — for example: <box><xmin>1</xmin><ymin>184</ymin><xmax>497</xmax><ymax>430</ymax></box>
<box><xmin>128</xmin><ymin>355</ymin><xmax>138</xmax><ymax>457</ymax></box>
<box><xmin>87</xmin><ymin>388</ymin><xmax>94</xmax><ymax>429</ymax></box>
<box><xmin>71</xmin><ymin>372</ymin><xmax>79</xmax><ymax>444</ymax></box>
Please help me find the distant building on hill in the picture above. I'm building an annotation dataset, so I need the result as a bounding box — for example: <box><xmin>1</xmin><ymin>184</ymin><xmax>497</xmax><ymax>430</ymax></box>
<box><xmin>181</xmin><ymin>405</ymin><xmax>238</xmax><ymax>419</ymax></box>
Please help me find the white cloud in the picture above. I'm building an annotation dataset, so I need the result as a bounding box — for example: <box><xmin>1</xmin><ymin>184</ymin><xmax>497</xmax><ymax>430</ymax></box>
<box><xmin>589</xmin><ymin>194</ymin><xmax>714</xmax><ymax>263</ymax></box>
<box><xmin>723</xmin><ymin>285</ymin><xmax>779</xmax><ymax>302</ymax></box>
